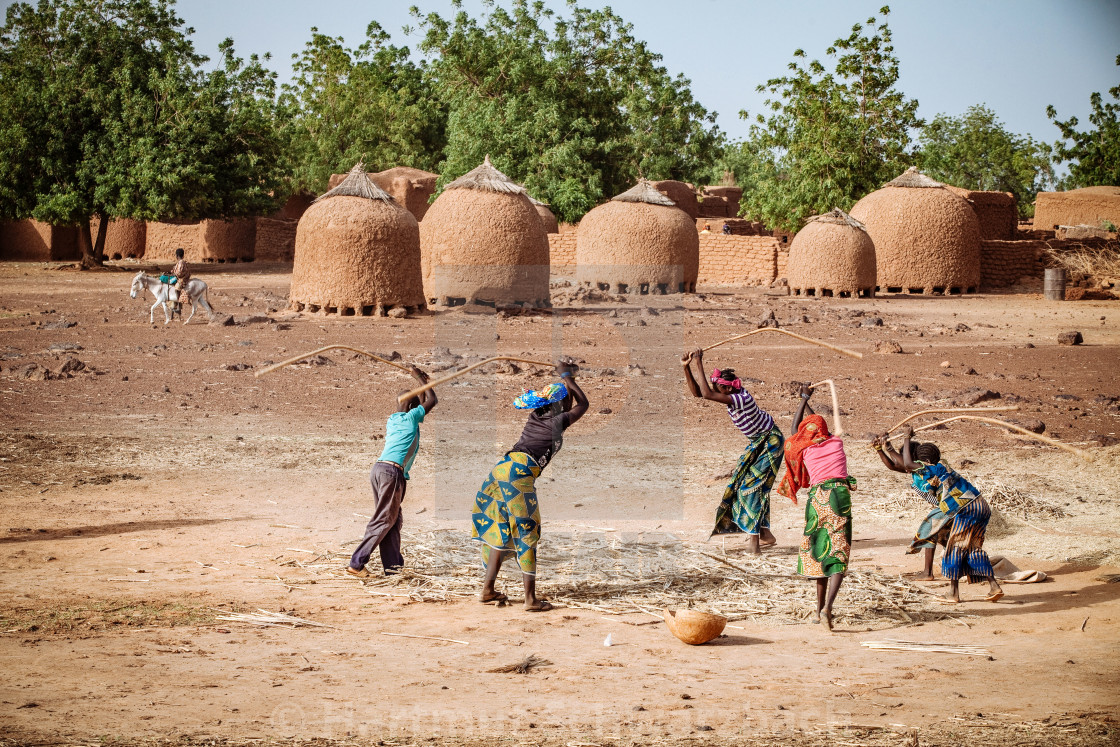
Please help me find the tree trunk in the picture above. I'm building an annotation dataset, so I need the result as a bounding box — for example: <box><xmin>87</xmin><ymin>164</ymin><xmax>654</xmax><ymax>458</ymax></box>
<box><xmin>77</xmin><ymin>216</ymin><xmax>103</xmax><ymax>269</ymax></box>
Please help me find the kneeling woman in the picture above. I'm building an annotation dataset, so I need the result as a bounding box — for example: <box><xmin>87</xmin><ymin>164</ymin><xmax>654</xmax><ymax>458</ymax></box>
<box><xmin>873</xmin><ymin>427</ymin><xmax>1003</xmax><ymax>604</ymax></box>
<box><xmin>471</xmin><ymin>359</ymin><xmax>588</xmax><ymax>611</ymax></box>
<box><xmin>778</xmin><ymin>384</ymin><xmax>854</xmax><ymax>631</ymax></box>
<box><xmin>682</xmin><ymin>348</ymin><xmax>784</xmax><ymax>553</ymax></box>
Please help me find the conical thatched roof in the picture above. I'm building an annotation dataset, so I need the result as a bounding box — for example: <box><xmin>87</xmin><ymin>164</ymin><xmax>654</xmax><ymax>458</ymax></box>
<box><xmin>810</xmin><ymin>208</ymin><xmax>868</xmax><ymax>231</ymax></box>
<box><xmin>885</xmin><ymin>167</ymin><xmax>944</xmax><ymax>189</ymax></box>
<box><xmin>315</xmin><ymin>163</ymin><xmax>395</xmax><ymax>203</ymax></box>
<box><xmin>444</xmin><ymin>155</ymin><xmax>526</xmax><ymax>195</ymax></box>
<box><xmin>612</xmin><ymin>179</ymin><xmax>678</xmax><ymax>207</ymax></box>
<box><xmin>528</xmin><ymin>195</ymin><xmax>549</xmax><ymax>207</ymax></box>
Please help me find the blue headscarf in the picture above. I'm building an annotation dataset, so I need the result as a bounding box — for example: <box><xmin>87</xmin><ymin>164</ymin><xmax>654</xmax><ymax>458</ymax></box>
<box><xmin>513</xmin><ymin>382</ymin><xmax>569</xmax><ymax>410</ymax></box>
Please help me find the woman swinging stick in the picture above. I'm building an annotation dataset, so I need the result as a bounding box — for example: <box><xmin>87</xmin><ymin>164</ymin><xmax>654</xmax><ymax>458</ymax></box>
<box><xmin>471</xmin><ymin>357</ymin><xmax>589</xmax><ymax>611</ymax></box>
<box><xmin>682</xmin><ymin>348</ymin><xmax>784</xmax><ymax>553</ymax></box>
<box><xmin>778</xmin><ymin>383</ymin><xmax>855</xmax><ymax>631</ymax></box>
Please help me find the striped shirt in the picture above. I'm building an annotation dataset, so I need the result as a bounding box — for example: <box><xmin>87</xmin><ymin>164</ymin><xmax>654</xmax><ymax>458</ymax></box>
<box><xmin>727</xmin><ymin>391</ymin><xmax>774</xmax><ymax>437</ymax></box>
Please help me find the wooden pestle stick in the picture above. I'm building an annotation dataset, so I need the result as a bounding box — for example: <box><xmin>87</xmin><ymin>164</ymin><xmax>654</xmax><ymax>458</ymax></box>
<box><xmin>808</xmin><ymin>379</ymin><xmax>843</xmax><ymax>436</ymax></box>
<box><xmin>254</xmin><ymin>345</ymin><xmax>413</xmax><ymax>378</ymax></box>
<box><xmin>701</xmin><ymin>327</ymin><xmax>863</xmax><ymax>359</ymax></box>
<box><xmin>887</xmin><ymin>406</ymin><xmax>1020</xmax><ymax>433</ymax></box>
<box><xmin>885</xmin><ymin>414</ymin><xmax>1090</xmax><ymax>461</ymax></box>
<box><xmin>397</xmin><ymin>356</ymin><xmax>555</xmax><ymax>404</ymax></box>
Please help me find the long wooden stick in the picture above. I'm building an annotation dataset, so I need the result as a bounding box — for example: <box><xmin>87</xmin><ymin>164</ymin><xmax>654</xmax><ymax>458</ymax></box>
<box><xmin>380</xmin><ymin>632</ymin><xmax>469</xmax><ymax>645</ymax></box>
<box><xmin>701</xmin><ymin>327</ymin><xmax>863</xmax><ymax>359</ymax></box>
<box><xmin>887</xmin><ymin>406</ymin><xmax>1020</xmax><ymax>433</ymax></box>
<box><xmin>808</xmin><ymin>379</ymin><xmax>843</xmax><ymax>436</ymax></box>
<box><xmin>397</xmin><ymin>356</ymin><xmax>554</xmax><ymax>403</ymax></box>
<box><xmin>887</xmin><ymin>414</ymin><xmax>1090</xmax><ymax>460</ymax></box>
<box><xmin>254</xmin><ymin>345</ymin><xmax>412</xmax><ymax>378</ymax></box>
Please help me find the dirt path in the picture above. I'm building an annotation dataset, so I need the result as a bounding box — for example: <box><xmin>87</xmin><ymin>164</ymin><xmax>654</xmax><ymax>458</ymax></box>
<box><xmin>1</xmin><ymin>263</ymin><xmax>1118</xmax><ymax>744</ymax></box>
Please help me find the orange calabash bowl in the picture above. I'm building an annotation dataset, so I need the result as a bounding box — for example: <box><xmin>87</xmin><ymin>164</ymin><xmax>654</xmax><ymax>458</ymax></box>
<box><xmin>663</xmin><ymin>609</ymin><xmax>727</xmax><ymax>645</ymax></box>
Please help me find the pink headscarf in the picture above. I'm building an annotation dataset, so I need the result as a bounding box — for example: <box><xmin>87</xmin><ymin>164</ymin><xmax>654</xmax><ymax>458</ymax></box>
<box><xmin>710</xmin><ymin>368</ymin><xmax>741</xmax><ymax>390</ymax></box>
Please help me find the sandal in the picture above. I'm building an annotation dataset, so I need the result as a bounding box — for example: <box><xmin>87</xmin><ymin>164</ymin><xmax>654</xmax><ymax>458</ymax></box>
<box><xmin>985</xmin><ymin>591</ymin><xmax>1005</xmax><ymax>602</ymax></box>
<box><xmin>933</xmin><ymin>596</ymin><xmax>961</xmax><ymax>605</ymax></box>
<box><xmin>525</xmin><ymin>601</ymin><xmax>554</xmax><ymax>612</ymax></box>
<box><xmin>480</xmin><ymin>593</ymin><xmax>508</xmax><ymax>605</ymax></box>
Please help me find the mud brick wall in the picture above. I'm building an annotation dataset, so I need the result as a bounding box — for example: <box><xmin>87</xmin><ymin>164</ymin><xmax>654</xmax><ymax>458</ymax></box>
<box><xmin>980</xmin><ymin>240</ymin><xmax>1046</xmax><ymax>288</ymax></box>
<box><xmin>776</xmin><ymin>248</ymin><xmax>789</xmax><ymax>280</ymax></box>
<box><xmin>0</xmin><ymin>220</ymin><xmax>79</xmax><ymax>261</ymax></box>
<box><xmin>697</xmin><ymin>235</ymin><xmax>780</xmax><ymax>285</ymax></box>
<box><xmin>548</xmin><ymin>232</ymin><xmax>578</xmax><ymax>268</ymax></box>
<box><xmin>146</xmin><ymin>221</ymin><xmax>202</xmax><ymax>261</ymax></box>
<box><xmin>1034</xmin><ymin>190</ymin><xmax>1120</xmax><ymax>231</ymax></box>
<box><xmin>254</xmin><ymin>218</ymin><xmax>298</xmax><ymax>262</ymax></box>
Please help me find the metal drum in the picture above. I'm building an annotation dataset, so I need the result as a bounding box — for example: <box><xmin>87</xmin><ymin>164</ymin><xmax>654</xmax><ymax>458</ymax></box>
<box><xmin>1043</xmin><ymin>268</ymin><xmax>1066</xmax><ymax>301</ymax></box>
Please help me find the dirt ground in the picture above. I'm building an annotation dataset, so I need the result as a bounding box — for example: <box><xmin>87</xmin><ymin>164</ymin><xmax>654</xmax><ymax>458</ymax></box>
<box><xmin>1</xmin><ymin>261</ymin><xmax>1119</xmax><ymax>746</ymax></box>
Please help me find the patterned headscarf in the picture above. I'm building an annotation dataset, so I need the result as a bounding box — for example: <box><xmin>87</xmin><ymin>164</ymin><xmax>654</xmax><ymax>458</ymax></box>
<box><xmin>513</xmin><ymin>381</ymin><xmax>569</xmax><ymax>410</ymax></box>
<box><xmin>710</xmin><ymin>368</ymin><xmax>741</xmax><ymax>390</ymax></box>
<box><xmin>777</xmin><ymin>414</ymin><xmax>832</xmax><ymax>503</ymax></box>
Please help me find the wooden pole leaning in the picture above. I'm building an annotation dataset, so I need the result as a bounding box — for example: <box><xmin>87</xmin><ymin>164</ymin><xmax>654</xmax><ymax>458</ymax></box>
<box><xmin>254</xmin><ymin>344</ymin><xmax>413</xmax><ymax>378</ymax></box>
<box><xmin>397</xmin><ymin>356</ymin><xmax>555</xmax><ymax>404</ymax></box>
<box><xmin>886</xmin><ymin>406</ymin><xmax>1020</xmax><ymax>434</ymax></box>
<box><xmin>887</xmin><ymin>414</ymin><xmax>1091</xmax><ymax>461</ymax></box>
<box><xmin>701</xmin><ymin>327</ymin><xmax>863</xmax><ymax>360</ymax></box>
<box><xmin>808</xmin><ymin>379</ymin><xmax>843</xmax><ymax>436</ymax></box>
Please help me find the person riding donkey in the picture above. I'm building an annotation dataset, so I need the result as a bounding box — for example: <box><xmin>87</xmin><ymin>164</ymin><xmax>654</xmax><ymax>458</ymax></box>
<box><xmin>158</xmin><ymin>248</ymin><xmax>191</xmax><ymax>316</ymax></box>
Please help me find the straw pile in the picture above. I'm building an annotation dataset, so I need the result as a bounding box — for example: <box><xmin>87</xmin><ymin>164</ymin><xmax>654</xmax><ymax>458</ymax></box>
<box><xmin>285</xmin><ymin>529</ymin><xmax>955</xmax><ymax>628</ymax></box>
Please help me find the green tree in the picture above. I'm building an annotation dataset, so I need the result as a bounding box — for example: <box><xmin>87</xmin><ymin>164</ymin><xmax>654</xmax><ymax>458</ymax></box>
<box><xmin>1047</xmin><ymin>54</ymin><xmax>1120</xmax><ymax>189</ymax></box>
<box><xmin>917</xmin><ymin>104</ymin><xmax>1052</xmax><ymax>217</ymax></box>
<box><xmin>278</xmin><ymin>22</ymin><xmax>446</xmax><ymax>193</ymax></box>
<box><xmin>0</xmin><ymin>0</ymin><xmax>285</xmax><ymax>266</ymax></box>
<box><xmin>411</xmin><ymin>0</ymin><xmax>721</xmax><ymax>222</ymax></box>
<box><xmin>737</xmin><ymin>6</ymin><xmax>922</xmax><ymax>232</ymax></box>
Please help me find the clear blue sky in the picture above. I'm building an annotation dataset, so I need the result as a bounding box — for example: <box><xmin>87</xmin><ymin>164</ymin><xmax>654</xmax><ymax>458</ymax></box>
<box><xmin>4</xmin><ymin>0</ymin><xmax>1118</xmax><ymax>147</ymax></box>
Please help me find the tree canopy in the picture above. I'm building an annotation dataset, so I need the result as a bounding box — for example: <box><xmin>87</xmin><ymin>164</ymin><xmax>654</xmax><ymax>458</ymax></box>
<box><xmin>411</xmin><ymin>0</ymin><xmax>721</xmax><ymax>222</ymax></box>
<box><xmin>1047</xmin><ymin>54</ymin><xmax>1120</xmax><ymax>190</ymax></box>
<box><xmin>729</xmin><ymin>6</ymin><xmax>922</xmax><ymax>232</ymax></box>
<box><xmin>917</xmin><ymin>104</ymin><xmax>1052</xmax><ymax>217</ymax></box>
<box><xmin>278</xmin><ymin>22</ymin><xmax>446</xmax><ymax>194</ymax></box>
<box><xmin>0</xmin><ymin>0</ymin><xmax>285</xmax><ymax>265</ymax></box>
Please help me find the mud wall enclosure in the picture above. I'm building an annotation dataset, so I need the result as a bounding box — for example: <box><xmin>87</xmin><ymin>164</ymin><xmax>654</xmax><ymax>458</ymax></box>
<box><xmin>696</xmin><ymin>235</ymin><xmax>782</xmax><ymax>285</ymax></box>
<box><xmin>146</xmin><ymin>220</ymin><xmax>255</xmax><ymax>262</ymax></box>
<box><xmin>1034</xmin><ymin>187</ymin><xmax>1120</xmax><ymax>231</ymax></box>
<box><xmin>89</xmin><ymin>217</ymin><xmax>146</xmax><ymax>259</ymax></box>
<box><xmin>945</xmin><ymin>186</ymin><xmax>1018</xmax><ymax>240</ymax></box>
<box><xmin>0</xmin><ymin>220</ymin><xmax>80</xmax><ymax>261</ymax></box>
<box><xmin>254</xmin><ymin>218</ymin><xmax>298</xmax><ymax>262</ymax></box>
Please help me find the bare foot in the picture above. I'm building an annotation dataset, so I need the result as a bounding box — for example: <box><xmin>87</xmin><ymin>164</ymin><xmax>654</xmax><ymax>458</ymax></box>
<box><xmin>811</xmin><ymin>610</ymin><xmax>821</xmax><ymax>624</ymax></box>
<box><xmin>822</xmin><ymin>609</ymin><xmax>833</xmax><ymax>632</ymax></box>
<box><xmin>746</xmin><ymin>535</ymin><xmax>761</xmax><ymax>555</ymax></box>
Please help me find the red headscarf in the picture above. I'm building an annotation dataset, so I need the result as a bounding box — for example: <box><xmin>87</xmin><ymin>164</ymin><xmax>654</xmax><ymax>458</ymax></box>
<box><xmin>777</xmin><ymin>414</ymin><xmax>831</xmax><ymax>504</ymax></box>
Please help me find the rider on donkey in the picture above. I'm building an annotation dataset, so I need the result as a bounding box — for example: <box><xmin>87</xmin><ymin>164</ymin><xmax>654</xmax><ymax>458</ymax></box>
<box><xmin>158</xmin><ymin>248</ymin><xmax>191</xmax><ymax>315</ymax></box>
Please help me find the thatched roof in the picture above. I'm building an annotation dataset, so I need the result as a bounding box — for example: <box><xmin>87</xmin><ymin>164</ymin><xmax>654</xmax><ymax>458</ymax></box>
<box><xmin>885</xmin><ymin>167</ymin><xmax>944</xmax><ymax>189</ymax></box>
<box><xmin>315</xmin><ymin>163</ymin><xmax>395</xmax><ymax>203</ymax></box>
<box><xmin>810</xmin><ymin>207</ymin><xmax>868</xmax><ymax>231</ymax></box>
<box><xmin>444</xmin><ymin>155</ymin><xmax>526</xmax><ymax>195</ymax></box>
<box><xmin>527</xmin><ymin>195</ymin><xmax>550</xmax><ymax>207</ymax></box>
<box><xmin>612</xmin><ymin>179</ymin><xmax>677</xmax><ymax>207</ymax></box>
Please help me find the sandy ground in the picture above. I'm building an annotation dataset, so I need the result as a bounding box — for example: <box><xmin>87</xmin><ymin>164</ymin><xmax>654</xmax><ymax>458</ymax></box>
<box><xmin>1</xmin><ymin>261</ymin><xmax>1119</xmax><ymax>745</ymax></box>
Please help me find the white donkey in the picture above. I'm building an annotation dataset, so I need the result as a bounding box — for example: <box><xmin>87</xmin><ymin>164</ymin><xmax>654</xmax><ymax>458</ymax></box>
<box><xmin>130</xmin><ymin>271</ymin><xmax>215</xmax><ymax>324</ymax></box>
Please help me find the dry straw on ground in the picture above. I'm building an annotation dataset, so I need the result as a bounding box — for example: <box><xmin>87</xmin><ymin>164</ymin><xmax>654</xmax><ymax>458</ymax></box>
<box><xmin>282</xmin><ymin>529</ymin><xmax>960</xmax><ymax>629</ymax></box>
